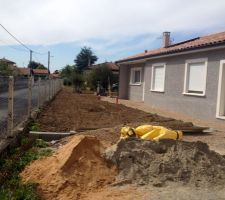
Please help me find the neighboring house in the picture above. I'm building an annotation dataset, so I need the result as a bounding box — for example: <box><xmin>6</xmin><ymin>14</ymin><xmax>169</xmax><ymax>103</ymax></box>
<box><xmin>32</xmin><ymin>69</ymin><xmax>49</xmax><ymax>80</ymax></box>
<box><xmin>117</xmin><ymin>31</ymin><xmax>225</xmax><ymax>124</ymax></box>
<box><xmin>0</xmin><ymin>57</ymin><xmax>18</xmax><ymax>76</ymax></box>
<box><xmin>88</xmin><ymin>62</ymin><xmax>119</xmax><ymax>75</ymax></box>
<box><xmin>0</xmin><ymin>57</ymin><xmax>16</xmax><ymax>67</ymax></box>
<box><xmin>17</xmin><ymin>67</ymin><xmax>30</xmax><ymax>77</ymax></box>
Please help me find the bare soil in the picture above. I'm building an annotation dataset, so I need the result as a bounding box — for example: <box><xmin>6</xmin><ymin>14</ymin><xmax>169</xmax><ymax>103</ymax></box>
<box><xmin>22</xmin><ymin>88</ymin><xmax>225</xmax><ymax>200</ymax></box>
<box><xmin>37</xmin><ymin>88</ymin><xmax>194</xmax><ymax>132</ymax></box>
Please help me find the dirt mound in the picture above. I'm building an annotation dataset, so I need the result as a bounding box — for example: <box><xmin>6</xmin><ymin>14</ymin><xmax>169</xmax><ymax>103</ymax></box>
<box><xmin>105</xmin><ymin>138</ymin><xmax>225</xmax><ymax>188</ymax></box>
<box><xmin>21</xmin><ymin>136</ymin><xmax>117</xmax><ymax>200</ymax></box>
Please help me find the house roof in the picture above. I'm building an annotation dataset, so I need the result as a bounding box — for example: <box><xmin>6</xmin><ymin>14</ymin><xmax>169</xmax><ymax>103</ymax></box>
<box><xmin>117</xmin><ymin>31</ymin><xmax>225</xmax><ymax>63</ymax></box>
<box><xmin>0</xmin><ymin>58</ymin><xmax>16</xmax><ymax>64</ymax></box>
<box><xmin>51</xmin><ymin>73</ymin><xmax>61</xmax><ymax>78</ymax></box>
<box><xmin>32</xmin><ymin>69</ymin><xmax>49</xmax><ymax>75</ymax></box>
<box><xmin>90</xmin><ymin>62</ymin><xmax>119</xmax><ymax>71</ymax></box>
<box><xmin>17</xmin><ymin>68</ymin><xmax>29</xmax><ymax>75</ymax></box>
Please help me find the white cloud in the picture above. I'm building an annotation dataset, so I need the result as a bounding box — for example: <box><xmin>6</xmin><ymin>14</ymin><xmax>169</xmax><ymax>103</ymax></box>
<box><xmin>0</xmin><ymin>0</ymin><xmax>225</xmax><ymax>45</ymax></box>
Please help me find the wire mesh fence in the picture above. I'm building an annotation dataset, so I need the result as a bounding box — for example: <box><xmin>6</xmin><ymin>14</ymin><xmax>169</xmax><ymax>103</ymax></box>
<box><xmin>0</xmin><ymin>76</ymin><xmax>63</xmax><ymax>138</ymax></box>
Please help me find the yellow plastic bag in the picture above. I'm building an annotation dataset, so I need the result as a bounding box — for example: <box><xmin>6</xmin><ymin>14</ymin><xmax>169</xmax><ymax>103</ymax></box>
<box><xmin>120</xmin><ymin>127</ymin><xmax>136</xmax><ymax>139</ymax></box>
<box><xmin>135</xmin><ymin>125</ymin><xmax>153</xmax><ymax>137</ymax></box>
<box><xmin>120</xmin><ymin>125</ymin><xmax>183</xmax><ymax>141</ymax></box>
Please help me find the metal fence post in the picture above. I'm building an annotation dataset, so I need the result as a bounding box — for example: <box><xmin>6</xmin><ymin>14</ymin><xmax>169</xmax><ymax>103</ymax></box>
<box><xmin>28</xmin><ymin>76</ymin><xmax>32</xmax><ymax>118</ymax></box>
<box><xmin>38</xmin><ymin>77</ymin><xmax>41</xmax><ymax>108</ymax></box>
<box><xmin>7</xmin><ymin>76</ymin><xmax>14</xmax><ymax>138</ymax></box>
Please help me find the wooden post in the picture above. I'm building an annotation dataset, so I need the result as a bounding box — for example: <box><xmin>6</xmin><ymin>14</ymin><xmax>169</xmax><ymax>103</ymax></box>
<box><xmin>28</xmin><ymin>76</ymin><xmax>32</xmax><ymax>117</ymax></box>
<box><xmin>38</xmin><ymin>77</ymin><xmax>41</xmax><ymax>108</ymax></box>
<box><xmin>7</xmin><ymin>76</ymin><xmax>14</xmax><ymax>137</ymax></box>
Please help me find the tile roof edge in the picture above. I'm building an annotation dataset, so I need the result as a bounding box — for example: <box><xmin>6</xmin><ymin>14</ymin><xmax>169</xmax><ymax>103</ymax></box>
<box><xmin>116</xmin><ymin>41</ymin><xmax>225</xmax><ymax>64</ymax></box>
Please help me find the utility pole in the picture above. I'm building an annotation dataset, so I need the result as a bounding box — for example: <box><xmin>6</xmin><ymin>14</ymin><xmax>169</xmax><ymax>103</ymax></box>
<box><xmin>48</xmin><ymin>51</ymin><xmax>50</xmax><ymax>78</ymax></box>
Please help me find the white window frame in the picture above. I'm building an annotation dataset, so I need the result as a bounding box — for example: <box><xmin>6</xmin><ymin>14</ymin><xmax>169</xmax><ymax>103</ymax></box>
<box><xmin>183</xmin><ymin>58</ymin><xmax>208</xmax><ymax>97</ymax></box>
<box><xmin>130</xmin><ymin>67</ymin><xmax>142</xmax><ymax>85</ymax></box>
<box><xmin>216</xmin><ymin>60</ymin><xmax>225</xmax><ymax>120</ymax></box>
<box><xmin>150</xmin><ymin>63</ymin><xmax>166</xmax><ymax>92</ymax></box>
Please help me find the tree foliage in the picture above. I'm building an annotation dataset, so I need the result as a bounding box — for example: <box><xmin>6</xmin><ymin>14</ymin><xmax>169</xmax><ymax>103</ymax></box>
<box><xmin>0</xmin><ymin>61</ymin><xmax>13</xmax><ymax>76</ymax></box>
<box><xmin>88</xmin><ymin>65</ymin><xmax>115</xmax><ymax>90</ymax></box>
<box><xmin>60</xmin><ymin>64</ymin><xmax>84</xmax><ymax>91</ymax></box>
<box><xmin>71</xmin><ymin>68</ymin><xmax>84</xmax><ymax>93</ymax></box>
<box><xmin>60</xmin><ymin>65</ymin><xmax>74</xmax><ymax>78</ymax></box>
<box><xmin>28</xmin><ymin>61</ymin><xmax>47</xmax><ymax>69</ymax></box>
<box><xmin>74</xmin><ymin>47</ymin><xmax>98</xmax><ymax>71</ymax></box>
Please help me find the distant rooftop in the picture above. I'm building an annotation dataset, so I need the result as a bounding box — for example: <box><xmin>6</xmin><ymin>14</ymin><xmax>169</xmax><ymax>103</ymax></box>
<box><xmin>0</xmin><ymin>57</ymin><xmax>16</xmax><ymax>64</ymax></box>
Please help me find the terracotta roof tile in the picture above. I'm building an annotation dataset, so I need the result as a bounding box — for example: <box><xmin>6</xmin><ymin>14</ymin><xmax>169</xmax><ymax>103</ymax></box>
<box><xmin>32</xmin><ymin>69</ymin><xmax>49</xmax><ymax>74</ymax></box>
<box><xmin>17</xmin><ymin>68</ymin><xmax>29</xmax><ymax>75</ymax></box>
<box><xmin>117</xmin><ymin>31</ymin><xmax>225</xmax><ymax>63</ymax></box>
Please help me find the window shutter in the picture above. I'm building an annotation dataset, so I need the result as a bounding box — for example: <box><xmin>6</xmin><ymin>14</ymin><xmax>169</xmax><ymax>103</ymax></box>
<box><xmin>188</xmin><ymin>62</ymin><xmax>205</xmax><ymax>92</ymax></box>
<box><xmin>153</xmin><ymin>66</ymin><xmax>165</xmax><ymax>91</ymax></box>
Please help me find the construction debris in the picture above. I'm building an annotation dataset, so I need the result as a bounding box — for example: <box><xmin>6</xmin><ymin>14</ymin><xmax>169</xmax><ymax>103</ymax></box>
<box><xmin>105</xmin><ymin>138</ymin><xmax>225</xmax><ymax>188</ymax></box>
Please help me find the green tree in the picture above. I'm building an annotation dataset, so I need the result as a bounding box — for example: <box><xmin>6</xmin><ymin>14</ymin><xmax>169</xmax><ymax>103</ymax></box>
<box><xmin>28</xmin><ymin>61</ymin><xmax>47</xmax><ymax>69</ymax></box>
<box><xmin>60</xmin><ymin>65</ymin><xmax>74</xmax><ymax>78</ymax></box>
<box><xmin>88</xmin><ymin>65</ymin><xmax>114</xmax><ymax>90</ymax></box>
<box><xmin>74</xmin><ymin>47</ymin><xmax>98</xmax><ymax>71</ymax></box>
<box><xmin>0</xmin><ymin>61</ymin><xmax>13</xmax><ymax>76</ymax></box>
<box><xmin>71</xmin><ymin>68</ymin><xmax>84</xmax><ymax>93</ymax></box>
<box><xmin>60</xmin><ymin>65</ymin><xmax>84</xmax><ymax>91</ymax></box>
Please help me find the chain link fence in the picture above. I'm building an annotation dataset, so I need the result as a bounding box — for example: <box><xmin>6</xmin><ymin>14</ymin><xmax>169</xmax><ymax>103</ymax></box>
<box><xmin>0</xmin><ymin>76</ymin><xmax>63</xmax><ymax>138</ymax></box>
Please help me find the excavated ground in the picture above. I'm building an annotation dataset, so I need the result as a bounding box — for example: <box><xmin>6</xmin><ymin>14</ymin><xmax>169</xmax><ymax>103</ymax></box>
<box><xmin>37</xmin><ymin>88</ymin><xmax>194</xmax><ymax>132</ymax></box>
<box><xmin>21</xmin><ymin>88</ymin><xmax>225</xmax><ymax>199</ymax></box>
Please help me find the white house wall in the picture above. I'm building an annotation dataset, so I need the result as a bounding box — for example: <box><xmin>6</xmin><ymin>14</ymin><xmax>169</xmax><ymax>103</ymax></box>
<box><xmin>119</xmin><ymin>48</ymin><xmax>225</xmax><ymax>123</ymax></box>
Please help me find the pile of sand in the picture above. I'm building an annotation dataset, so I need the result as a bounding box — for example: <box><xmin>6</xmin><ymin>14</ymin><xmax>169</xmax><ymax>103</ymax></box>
<box><xmin>21</xmin><ymin>136</ymin><xmax>117</xmax><ymax>200</ymax></box>
<box><xmin>105</xmin><ymin>138</ymin><xmax>225</xmax><ymax>188</ymax></box>
<box><xmin>21</xmin><ymin>134</ymin><xmax>225</xmax><ymax>199</ymax></box>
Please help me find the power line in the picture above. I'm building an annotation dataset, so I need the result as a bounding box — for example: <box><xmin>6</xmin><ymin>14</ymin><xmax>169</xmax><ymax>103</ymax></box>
<box><xmin>0</xmin><ymin>23</ymin><xmax>31</xmax><ymax>51</ymax></box>
<box><xmin>0</xmin><ymin>23</ymin><xmax>48</xmax><ymax>55</ymax></box>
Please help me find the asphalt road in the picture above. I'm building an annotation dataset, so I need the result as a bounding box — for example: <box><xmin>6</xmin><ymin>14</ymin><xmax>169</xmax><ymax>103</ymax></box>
<box><xmin>0</xmin><ymin>82</ymin><xmax>48</xmax><ymax>136</ymax></box>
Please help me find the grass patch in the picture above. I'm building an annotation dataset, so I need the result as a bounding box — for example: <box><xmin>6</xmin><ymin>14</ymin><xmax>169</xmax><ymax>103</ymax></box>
<box><xmin>30</xmin><ymin>122</ymin><xmax>41</xmax><ymax>132</ymax></box>
<box><xmin>0</xmin><ymin>137</ymin><xmax>53</xmax><ymax>200</ymax></box>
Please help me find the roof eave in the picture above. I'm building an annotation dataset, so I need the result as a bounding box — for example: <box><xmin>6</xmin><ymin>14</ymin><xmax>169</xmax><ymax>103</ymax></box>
<box><xmin>116</xmin><ymin>42</ymin><xmax>225</xmax><ymax>65</ymax></box>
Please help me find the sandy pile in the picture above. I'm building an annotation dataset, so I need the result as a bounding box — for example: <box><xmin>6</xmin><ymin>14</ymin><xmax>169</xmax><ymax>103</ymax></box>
<box><xmin>21</xmin><ymin>136</ymin><xmax>117</xmax><ymax>200</ymax></box>
<box><xmin>105</xmin><ymin>138</ymin><xmax>225</xmax><ymax>188</ymax></box>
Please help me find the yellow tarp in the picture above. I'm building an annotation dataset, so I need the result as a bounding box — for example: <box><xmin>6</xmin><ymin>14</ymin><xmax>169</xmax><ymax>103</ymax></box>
<box><xmin>120</xmin><ymin>125</ymin><xmax>182</xmax><ymax>141</ymax></box>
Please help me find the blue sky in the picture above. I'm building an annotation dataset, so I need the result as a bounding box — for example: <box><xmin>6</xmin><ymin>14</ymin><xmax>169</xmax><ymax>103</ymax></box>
<box><xmin>0</xmin><ymin>0</ymin><xmax>225</xmax><ymax>72</ymax></box>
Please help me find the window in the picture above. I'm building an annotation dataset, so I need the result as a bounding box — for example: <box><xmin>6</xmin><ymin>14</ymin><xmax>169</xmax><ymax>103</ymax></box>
<box><xmin>151</xmin><ymin>63</ymin><xmax>166</xmax><ymax>92</ymax></box>
<box><xmin>183</xmin><ymin>58</ymin><xmax>207</xmax><ymax>96</ymax></box>
<box><xmin>130</xmin><ymin>67</ymin><xmax>141</xmax><ymax>85</ymax></box>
